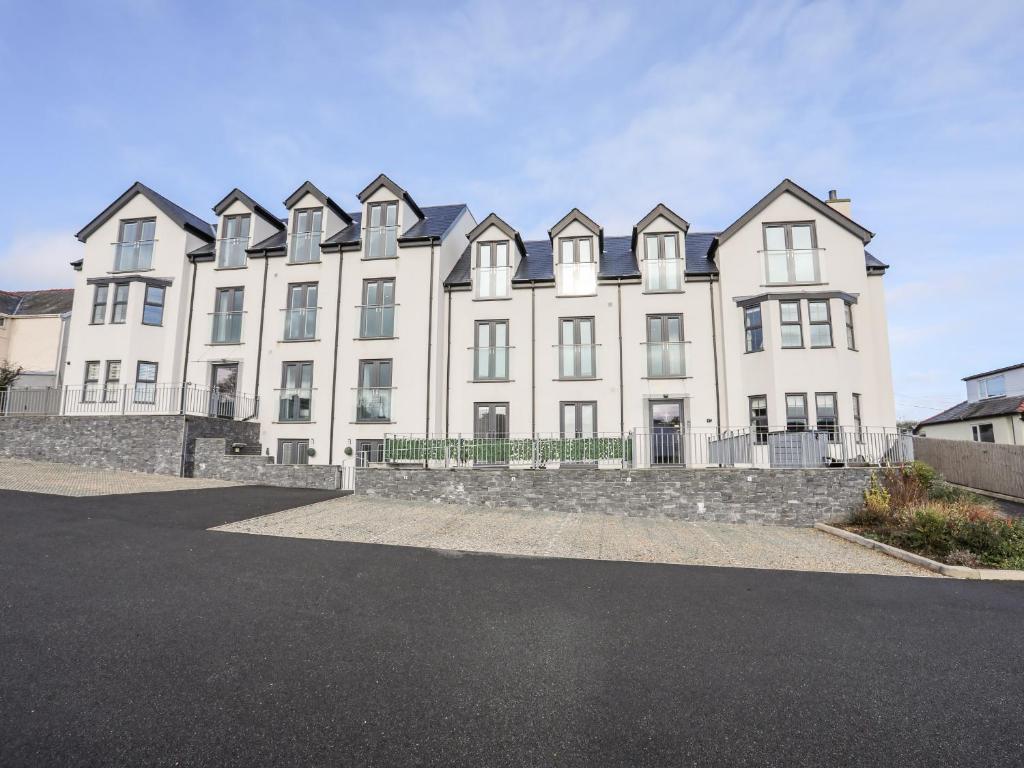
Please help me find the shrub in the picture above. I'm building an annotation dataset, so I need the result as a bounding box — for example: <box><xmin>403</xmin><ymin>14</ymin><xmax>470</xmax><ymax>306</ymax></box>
<box><xmin>853</xmin><ymin>473</ymin><xmax>893</xmax><ymax>526</ymax></box>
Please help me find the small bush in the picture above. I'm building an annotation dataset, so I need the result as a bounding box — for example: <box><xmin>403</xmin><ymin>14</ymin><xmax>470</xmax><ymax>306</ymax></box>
<box><xmin>853</xmin><ymin>473</ymin><xmax>893</xmax><ymax>526</ymax></box>
<box><xmin>946</xmin><ymin>549</ymin><xmax>981</xmax><ymax>567</ymax></box>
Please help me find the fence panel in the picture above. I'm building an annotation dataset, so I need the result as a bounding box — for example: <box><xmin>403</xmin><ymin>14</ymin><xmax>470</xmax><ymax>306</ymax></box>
<box><xmin>912</xmin><ymin>437</ymin><xmax>1024</xmax><ymax>499</ymax></box>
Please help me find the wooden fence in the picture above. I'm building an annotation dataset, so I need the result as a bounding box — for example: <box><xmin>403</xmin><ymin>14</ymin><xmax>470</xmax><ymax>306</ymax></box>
<box><xmin>912</xmin><ymin>437</ymin><xmax>1024</xmax><ymax>500</ymax></box>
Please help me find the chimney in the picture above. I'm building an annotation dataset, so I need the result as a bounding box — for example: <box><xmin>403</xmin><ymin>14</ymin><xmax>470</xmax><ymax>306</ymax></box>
<box><xmin>825</xmin><ymin>188</ymin><xmax>851</xmax><ymax>218</ymax></box>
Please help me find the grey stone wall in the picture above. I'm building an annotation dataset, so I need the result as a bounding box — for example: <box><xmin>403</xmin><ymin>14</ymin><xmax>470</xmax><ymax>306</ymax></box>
<box><xmin>354</xmin><ymin>466</ymin><xmax>876</xmax><ymax>526</ymax></box>
<box><xmin>181</xmin><ymin>417</ymin><xmax>259</xmax><ymax>476</ymax></box>
<box><xmin>192</xmin><ymin>438</ymin><xmax>344</xmax><ymax>490</ymax></box>
<box><xmin>0</xmin><ymin>415</ymin><xmax>258</xmax><ymax>476</ymax></box>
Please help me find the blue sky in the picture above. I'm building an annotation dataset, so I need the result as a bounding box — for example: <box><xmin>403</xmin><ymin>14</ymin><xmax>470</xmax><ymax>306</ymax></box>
<box><xmin>1</xmin><ymin>0</ymin><xmax>1021</xmax><ymax>420</ymax></box>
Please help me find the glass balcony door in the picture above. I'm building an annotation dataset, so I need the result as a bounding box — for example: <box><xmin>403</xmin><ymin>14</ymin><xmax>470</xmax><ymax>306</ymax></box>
<box><xmin>279</xmin><ymin>362</ymin><xmax>313</xmax><ymax>422</ymax></box>
<box><xmin>285</xmin><ymin>283</ymin><xmax>318</xmax><ymax>340</ymax></box>
<box><xmin>219</xmin><ymin>214</ymin><xmax>250</xmax><ymax>268</ymax></box>
<box><xmin>212</xmin><ymin>287</ymin><xmax>244</xmax><ymax>343</ymax></box>
<box><xmin>646</xmin><ymin>314</ymin><xmax>684</xmax><ymax>377</ymax></box>
<box><xmin>475</xmin><ymin>240</ymin><xmax>511</xmax><ymax>299</ymax></box>
<box><xmin>357</xmin><ymin>360</ymin><xmax>392</xmax><ymax>421</ymax></box>
<box><xmin>360</xmin><ymin>279</ymin><xmax>395</xmax><ymax>338</ymax></box>
<box><xmin>114</xmin><ymin>219</ymin><xmax>156</xmax><ymax>271</ymax></box>
<box><xmin>209</xmin><ymin>363</ymin><xmax>238</xmax><ymax>419</ymax></box>
<box><xmin>559</xmin><ymin>318</ymin><xmax>595</xmax><ymax>378</ymax></box>
<box><xmin>650</xmin><ymin>400</ymin><xmax>684</xmax><ymax>465</ymax></box>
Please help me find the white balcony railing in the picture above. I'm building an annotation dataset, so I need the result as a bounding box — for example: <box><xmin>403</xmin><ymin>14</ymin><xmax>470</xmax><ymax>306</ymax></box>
<box><xmin>112</xmin><ymin>239</ymin><xmax>156</xmax><ymax>272</ymax></box>
<box><xmin>556</xmin><ymin>344</ymin><xmax>598</xmax><ymax>379</ymax></box>
<box><xmin>283</xmin><ymin>307</ymin><xmax>319</xmax><ymax>341</ymax></box>
<box><xmin>761</xmin><ymin>248</ymin><xmax>823</xmax><ymax>284</ymax></box>
<box><xmin>357</xmin><ymin>305</ymin><xmax>396</xmax><ymax>338</ymax></box>
<box><xmin>474</xmin><ymin>266</ymin><xmax>512</xmax><ymax>299</ymax></box>
<box><xmin>211</xmin><ymin>311</ymin><xmax>244</xmax><ymax>344</ymax></box>
<box><xmin>218</xmin><ymin>237</ymin><xmax>248</xmax><ymax>268</ymax></box>
<box><xmin>288</xmin><ymin>232</ymin><xmax>321</xmax><ymax>264</ymax></box>
<box><xmin>642</xmin><ymin>257</ymin><xmax>683</xmax><ymax>292</ymax></box>
<box><xmin>643</xmin><ymin>341</ymin><xmax>686</xmax><ymax>377</ymax></box>
<box><xmin>556</xmin><ymin>262</ymin><xmax>598</xmax><ymax>296</ymax></box>
<box><xmin>471</xmin><ymin>346</ymin><xmax>510</xmax><ymax>380</ymax></box>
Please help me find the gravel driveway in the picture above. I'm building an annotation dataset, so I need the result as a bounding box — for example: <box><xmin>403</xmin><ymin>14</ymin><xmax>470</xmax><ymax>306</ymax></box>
<box><xmin>215</xmin><ymin>495</ymin><xmax>934</xmax><ymax>577</ymax></box>
<box><xmin>0</xmin><ymin>458</ymin><xmax>239</xmax><ymax>496</ymax></box>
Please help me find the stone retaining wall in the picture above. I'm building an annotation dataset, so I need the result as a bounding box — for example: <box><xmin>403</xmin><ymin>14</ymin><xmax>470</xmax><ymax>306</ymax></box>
<box><xmin>0</xmin><ymin>415</ymin><xmax>258</xmax><ymax>476</ymax></box>
<box><xmin>355</xmin><ymin>466</ymin><xmax>876</xmax><ymax>526</ymax></box>
<box><xmin>192</xmin><ymin>438</ymin><xmax>345</xmax><ymax>490</ymax></box>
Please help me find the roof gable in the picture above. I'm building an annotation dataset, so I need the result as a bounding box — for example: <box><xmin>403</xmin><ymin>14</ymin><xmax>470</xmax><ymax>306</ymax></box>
<box><xmin>715</xmin><ymin>179</ymin><xmax>873</xmax><ymax>248</ymax></box>
<box><xmin>467</xmin><ymin>213</ymin><xmax>526</xmax><ymax>256</ymax></box>
<box><xmin>632</xmin><ymin>203</ymin><xmax>690</xmax><ymax>250</ymax></box>
<box><xmin>213</xmin><ymin>188</ymin><xmax>285</xmax><ymax>231</ymax></box>
<box><xmin>357</xmin><ymin>173</ymin><xmax>424</xmax><ymax>220</ymax></box>
<box><xmin>75</xmin><ymin>182</ymin><xmax>215</xmax><ymax>243</ymax></box>
<box><xmin>283</xmin><ymin>181</ymin><xmax>353</xmax><ymax>225</ymax></box>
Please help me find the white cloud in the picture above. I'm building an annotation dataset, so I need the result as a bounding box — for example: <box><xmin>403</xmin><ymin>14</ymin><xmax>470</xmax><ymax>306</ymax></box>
<box><xmin>0</xmin><ymin>232</ymin><xmax>80</xmax><ymax>290</ymax></box>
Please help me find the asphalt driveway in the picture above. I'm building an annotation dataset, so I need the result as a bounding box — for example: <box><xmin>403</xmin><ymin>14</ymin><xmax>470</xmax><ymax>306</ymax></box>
<box><xmin>1</xmin><ymin>486</ymin><xmax>1023</xmax><ymax>767</ymax></box>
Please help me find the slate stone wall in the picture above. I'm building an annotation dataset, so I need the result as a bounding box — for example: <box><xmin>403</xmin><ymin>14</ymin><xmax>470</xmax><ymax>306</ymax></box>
<box><xmin>192</xmin><ymin>438</ymin><xmax>344</xmax><ymax>490</ymax></box>
<box><xmin>354</xmin><ymin>466</ymin><xmax>876</xmax><ymax>526</ymax></box>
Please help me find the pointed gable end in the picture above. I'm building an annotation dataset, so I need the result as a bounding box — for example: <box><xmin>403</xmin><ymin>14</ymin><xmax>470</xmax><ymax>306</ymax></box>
<box><xmin>75</xmin><ymin>181</ymin><xmax>215</xmax><ymax>243</ymax></box>
<box><xmin>283</xmin><ymin>181</ymin><xmax>352</xmax><ymax>225</ymax></box>
<box><xmin>357</xmin><ymin>173</ymin><xmax>424</xmax><ymax>220</ymax></box>
<box><xmin>715</xmin><ymin>179</ymin><xmax>873</xmax><ymax>248</ymax></box>
<box><xmin>213</xmin><ymin>188</ymin><xmax>285</xmax><ymax>231</ymax></box>
<box><xmin>467</xmin><ymin>213</ymin><xmax>526</xmax><ymax>257</ymax></box>
<box><xmin>632</xmin><ymin>203</ymin><xmax>689</xmax><ymax>250</ymax></box>
<box><xmin>548</xmin><ymin>207</ymin><xmax>603</xmax><ymax>254</ymax></box>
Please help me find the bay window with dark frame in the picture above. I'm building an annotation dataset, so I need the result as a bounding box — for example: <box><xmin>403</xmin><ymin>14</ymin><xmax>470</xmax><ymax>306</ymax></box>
<box><xmin>474</xmin><ymin>320</ymin><xmax>509</xmax><ymax>381</ymax></box>
<box><xmin>744</xmin><ymin>304</ymin><xmax>763</xmax><ymax>352</ymax></box>
<box><xmin>475</xmin><ymin>240</ymin><xmax>511</xmax><ymax>299</ymax></box>
<box><xmin>558</xmin><ymin>317</ymin><xmax>596</xmax><ymax>379</ymax></box>
<box><xmin>807</xmin><ymin>299</ymin><xmax>833</xmax><ymax>348</ymax></box>
<box><xmin>762</xmin><ymin>222</ymin><xmax>819</xmax><ymax>284</ymax></box>
<box><xmin>845</xmin><ymin>302</ymin><xmax>857</xmax><ymax>350</ymax></box>
<box><xmin>815</xmin><ymin>392</ymin><xmax>839</xmax><ymax>441</ymax></box>
<box><xmin>289</xmin><ymin>207</ymin><xmax>322</xmax><ymax>264</ymax></box>
<box><xmin>366</xmin><ymin>201</ymin><xmax>398</xmax><ymax>259</ymax></box>
<box><xmin>102</xmin><ymin>360</ymin><xmax>121</xmax><ymax>403</ymax></box>
<box><xmin>134</xmin><ymin>361</ymin><xmax>158</xmax><ymax>403</ymax></box>
<box><xmin>785</xmin><ymin>393</ymin><xmax>808</xmax><ymax>432</ymax></box>
<box><xmin>645</xmin><ymin>314</ymin><xmax>684</xmax><ymax>377</ymax></box>
<box><xmin>779</xmin><ymin>300</ymin><xmax>803</xmax><ymax>348</ymax></box>
<box><xmin>643</xmin><ymin>232</ymin><xmax>682</xmax><ymax>292</ymax></box>
<box><xmin>91</xmin><ymin>284</ymin><xmax>109</xmax><ymax>324</ymax></box>
<box><xmin>111</xmin><ymin>284</ymin><xmax>129</xmax><ymax>324</ymax></box>
<box><xmin>749</xmin><ymin>395</ymin><xmax>768</xmax><ymax>444</ymax></box>
<box><xmin>142</xmin><ymin>285</ymin><xmax>165</xmax><ymax>326</ymax></box>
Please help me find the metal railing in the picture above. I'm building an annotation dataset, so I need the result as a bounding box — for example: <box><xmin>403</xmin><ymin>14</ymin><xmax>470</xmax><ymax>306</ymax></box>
<box><xmin>760</xmin><ymin>248</ymin><xmax>824</xmax><ymax>284</ymax></box>
<box><xmin>354</xmin><ymin>387</ymin><xmax>394</xmax><ymax>422</ymax></box>
<box><xmin>375</xmin><ymin>426</ymin><xmax>911</xmax><ymax>470</ymax></box>
<box><xmin>0</xmin><ymin>383</ymin><xmax>258</xmax><ymax>420</ymax></box>
<box><xmin>357</xmin><ymin>304</ymin><xmax>396</xmax><ymax>338</ymax></box>
<box><xmin>642</xmin><ymin>257</ymin><xmax>683</xmax><ymax>291</ymax></box>
<box><xmin>112</xmin><ymin>239</ymin><xmax>156</xmax><ymax>272</ymax></box>
<box><xmin>283</xmin><ymin>307</ymin><xmax>319</xmax><ymax>341</ymax></box>
<box><xmin>643</xmin><ymin>341</ymin><xmax>686</xmax><ymax>377</ymax></box>
<box><xmin>556</xmin><ymin>343</ymin><xmax>598</xmax><ymax>378</ymax></box>
<box><xmin>211</xmin><ymin>310</ymin><xmax>244</xmax><ymax>343</ymax></box>
<box><xmin>556</xmin><ymin>262</ymin><xmax>598</xmax><ymax>296</ymax></box>
<box><xmin>471</xmin><ymin>346</ymin><xmax>511</xmax><ymax>380</ymax></box>
<box><xmin>473</xmin><ymin>266</ymin><xmax>512</xmax><ymax>299</ymax></box>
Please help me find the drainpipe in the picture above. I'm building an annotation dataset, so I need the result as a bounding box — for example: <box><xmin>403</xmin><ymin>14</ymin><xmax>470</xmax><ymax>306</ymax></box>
<box><xmin>424</xmin><ymin>242</ymin><xmax>437</xmax><ymax>454</ymax></box>
<box><xmin>617</xmin><ymin>281</ymin><xmax>624</xmax><ymax>435</ymax></box>
<box><xmin>252</xmin><ymin>255</ymin><xmax>270</xmax><ymax>410</ymax></box>
<box><xmin>444</xmin><ymin>288</ymin><xmax>452</xmax><ymax>438</ymax></box>
<box><xmin>530</xmin><ymin>283</ymin><xmax>536</xmax><ymax>434</ymax></box>
<box><xmin>709</xmin><ymin>280</ymin><xmax>722</xmax><ymax>437</ymax></box>
<box><xmin>179</xmin><ymin>257</ymin><xmax>198</xmax><ymax>414</ymax></box>
<box><xmin>328</xmin><ymin>251</ymin><xmax>345</xmax><ymax>464</ymax></box>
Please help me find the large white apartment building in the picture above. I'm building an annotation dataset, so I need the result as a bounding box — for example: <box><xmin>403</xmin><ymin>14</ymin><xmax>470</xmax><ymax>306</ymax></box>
<box><xmin>64</xmin><ymin>175</ymin><xmax>896</xmax><ymax>466</ymax></box>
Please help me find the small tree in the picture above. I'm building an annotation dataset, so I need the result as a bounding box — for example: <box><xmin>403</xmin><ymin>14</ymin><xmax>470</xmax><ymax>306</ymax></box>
<box><xmin>0</xmin><ymin>359</ymin><xmax>23</xmax><ymax>391</ymax></box>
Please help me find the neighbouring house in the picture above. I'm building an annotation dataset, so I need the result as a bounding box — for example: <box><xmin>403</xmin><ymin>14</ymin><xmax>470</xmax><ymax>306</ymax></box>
<box><xmin>915</xmin><ymin>364</ymin><xmax>1024</xmax><ymax>444</ymax></box>
<box><xmin>0</xmin><ymin>288</ymin><xmax>73</xmax><ymax>388</ymax></box>
<box><xmin>59</xmin><ymin>175</ymin><xmax>897</xmax><ymax>467</ymax></box>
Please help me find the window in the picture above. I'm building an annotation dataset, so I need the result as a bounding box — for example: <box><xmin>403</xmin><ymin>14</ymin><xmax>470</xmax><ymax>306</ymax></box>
<box><xmin>646</xmin><ymin>314</ymin><xmax>684</xmax><ymax>377</ymax></box>
<box><xmin>290</xmin><ymin>208</ymin><xmax>322</xmax><ymax>264</ymax></box>
<box><xmin>212</xmin><ymin>287</ymin><xmax>244</xmax><ymax>343</ymax></box>
<box><xmin>785</xmin><ymin>393</ymin><xmax>808</xmax><ymax>431</ymax></box>
<box><xmin>744</xmin><ymin>305</ymin><xmax>763</xmax><ymax>353</ymax></box>
<box><xmin>103</xmin><ymin>360</ymin><xmax>121</xmax><ymax>402</ymax></box>
<box><xmin>808</xmin><ymin>300</ymin><xmax>833</xmax><ymax>348</ymax></box>
<box><xmin>474</xmin><ymin>403</ymin><xmax>509</xmax><ymax>438</ymax></box>
<box><xmin>109</xmin><ymin>284</ymin><xmax>129</xmax><ymax>324</ymax></box>
<box><xmin>779</xmin><ymin>301</ymin><xmax>803</xmax><ymax>348</ymax></box>
<box><xmin>972</xmin><ymin>424</ymin><xmax>995</xmax><ymax>443</ymax></box>
<box><xmin>0</xmin><ymin>318</ymin><xmax>6</xmax><ymax>329</ymax></box>
<box><xmin>219</xmin><ymin>214</ymin><xmax>250</xmax><ymax>268</ymax></box>
<box><xmin>475</xmin><ymin>240</ymin><xmax>511</xmax><ymax>299</ymax></box>
<box><xmin>114</xmin><ymin>218</ymin><xmax>156</xmax><ymax>271</ymax></box>
<box><xmin>852</xmin><ymin>393</ymin><xmax>864</xmax><ymax>442</ymax></box>
<box><xmin>979</xmin><ymin>375</ymin><xmax>1006</xmax><ymax>399</ymax></box>
<box><xmin>845</xmin><ymin>302</ymin><xmax>856</xmax><ymax>350</ymax></box>
<box><xmin>763</xmin><ymin>223</ymin><xmax>818</xmax><ymax>284</ymax></box>
<box><xmin>556</xmin><ymin>236</ymin><xmax>597</xmax><ymax>296</ymax></box>
<box><xmin>366</xmin><ymin>202</ymin><xmax>398</xmax><ymax>259</ymax></box>
<box><xmin>279</xmin><ymin>362</ymin><xmax>313</xmax><ymax>422</ymax></box>
<box><xmin>359</xmin><ymin>279</ymin><xmax>395</xmax><ymax>338</ymax></box>
<box><xmin>91</xmin><ymin>285</ymin><xmax>109</xmax><ymax>324</ymax></box>
<box><xmin>815</xmin><ymin>393</ymin><xmax>838</xmax><ymax>441</ymax></box>
<box><xmin>474</xmin><ymin>320</ymin><xmax>509</xmax><ymax>380</ymax></box>
<box><xmin>355</xmin><ymin>439</ymin><xmax>385</xmax><ymax>467</ymax></box>
<box><xmin>277</xmin><ymin>439</ymin><xmax>310</xmax><ymax>465</ymax></box>
<box><xmin>558</xmin><ymin>317</ymin><xmax>596</xmax><ymax>378</ymax></box>
<box><xmin>357</xmin><ymin>360</ymin><xmax>392</xmax><ymax>421</ymax></box>
<box><xmin>643</xmin><ymin>233</ymin><xmax>681</xmax><ymax>291</ymax></box>
<box><xmin>561</xmin><ymin>402</ymin><xmax>597</xmax><ymax>439</ymax></box>
<box><xmin>134</xmin><ymin>361</ymin><xmax>158</xmax><ymax>403</ymax></box>
<box><xmin>142</xmin><ymin>285</ymin><xmax>165</xmax><ymax>326</ymax></box>
<box><xmin>82</xmin><ymin>361</ymin><xmax>100</xmax><ymax>402</ymax></box>
<box><xmin>285</xmin><ymin>283</ymin><xmax>318</xmax><ymax>341</ymax></box>
<box><xmin>748</xmin><ymin>396</ymin><xmax>769</xmax><ymax>444</ymax></box>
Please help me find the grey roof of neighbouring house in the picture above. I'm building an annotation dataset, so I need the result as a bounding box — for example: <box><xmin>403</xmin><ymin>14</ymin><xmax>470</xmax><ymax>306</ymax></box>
<box><xmin>0</xmin><ymin>288</ymin><xmax>74</xmax><ymax>316</ymax></box>
<box><xmin>963</xmin><ymin>363</ymin><xmax>1024</xmax><ymax>381</ymax></box>
<box><xmin>321</xmin><ymin>204</ymin><xmax>469</xmax><ymax>248</ymax></box>
<box><xmin>917</xmin><ymin>395</ymin><xmax>1024</xmax><ymax>427</ymax></box>
<box><xmin>75</xmin><ymin>182</ymin><xmax>215</xmax><ymax>243</ymax></box>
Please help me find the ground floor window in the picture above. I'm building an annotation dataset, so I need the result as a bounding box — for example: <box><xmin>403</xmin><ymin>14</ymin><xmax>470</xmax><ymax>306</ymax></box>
<box><xmin>749</xmin><ymin>395</ymin><xmax>768</xmax><ymax>444</ymax></box>
<box><xmin>785</xmin><ymin>393</ymin><xmax>808</xmax><ymax>431</ymax></box>
<box><xmin>278</xmin><ymin>439</ymin><xmax>310</xmax><ymax>464</ymax></box>
<box><xmin>815</xmin><ymin>393</ymin><xmax>838</xmax><ymax>441</ymax></box>
<box><xmin>972</xmin><ymin>423</ymin><xmax>995</xmax><ymax>443</ymax></box>
<box><xmin>355</xmin><ymin>439</ymin><xmax>384</xmax><ymax>466</ymax></box>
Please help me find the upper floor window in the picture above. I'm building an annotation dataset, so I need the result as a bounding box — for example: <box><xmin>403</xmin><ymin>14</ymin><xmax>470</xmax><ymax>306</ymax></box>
<box><xmin>111</xmin><ymin>284</ymin><xmax>129</xmax><ymax>324</ymax></box>
<box><xmin>744</xmin><ymin>305</ymin><xmax>763</xmax><ymax>353</ymax></box>
<box><xmin>558</xmin><ymin>317</ymin><xmax>596</xmax><ymax>379</ymax></box>
<box><xmin>114</xmin><ymin>218</ymin><xmax>156</xmax><ymax>272</ymax></box>
<box><xmin>289</xmin><ymin>208</ymin><xmax>322</xmax><ymax>264</ymax></box>
<box><xmin>779</xmin><ymin>300</ymin><xmax>803</xmax><ymax>348</ymax></box>
<box><xmin>285</xmin><ymin>283</ymin><xmax>318</xmax><ymax>341</ymax></box>
<box><xmin>556</xmin><ymin>237</ymin><xmax>597</xmax><ymax>296</ymax></box>
<box><xmin>474</xmin><ymin>320</ymin><xmax>509</xmax><ymax>381</ymax></box>
<box><xmin>359</xmin><ymin>279</ymin><xmax>395</xmax><ymax>338</ymax></box>
<box><xmin>845</xmin><ymin>302</ymin><xmax>856</xmax><ymax>350</ymax></box>
<box><xmin>979</xmin><ymin>375</ymin><xmax>1005</xmax><ymax>399</ymax></box>
<box><xmin>807</xmin><ymin>300</ymin><xmax>832</xmax><ymax>348</ymax></box>
<box><xmin>356</xmin><ymin>359</ymin><xmax>393</xmax><ymax>421</ymax></box>
<box><xmin>645</xmin><ymin>314</ymin><xmax>685</xmax><ymax>377</ymax></box>
<box><xmin>91</xmin><ymin>285</ymin><xmax>108</xmax><ymax>324</ymax></box>
<box><xmin>475</xmin><ymin>241</ymin><xmax>511</xmax><ymax>299</ymax></box>
<box><xmin>279</xmin><ymin>361</ymin><xmax>313</xmax><ymax>422</ymax></box>
<box><xmin>219</xmin><ymin>214</ymin><xmax>250</xmax><ymax>268</ymax></box>
<box><xmin>367</xmin><ymin>202</ymin><xmax>398</xmax><ymax>259</ymax></box>
<box><xmin>142</xmin><ymin>285</ymin><xmax>165</xmax><ymax>326</ymax></box>
<box><xmin>763</xmin><ymin>223</ymin><xmax>819</xmax><ymax>284</ymax></box>
<box><xmin>212</xmin><ymin>287</ymin><xmax>244</xmax><ymax>343</ymax></box>
<box><xmin>643</xmin><ymin>233</ymin><xmax>682</xmax><ymax>292</ymax></box>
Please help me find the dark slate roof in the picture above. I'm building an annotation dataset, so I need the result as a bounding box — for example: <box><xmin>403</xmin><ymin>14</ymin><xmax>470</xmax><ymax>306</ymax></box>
<box><xmin>917</xmin><ymin>396</ymin><xmax>1024</xmax><ymax>427</ymax></box>
<box><xmin>187</xmin><ymin>241</ymin><xmax>216</xmax><ymax>257</ymax></box>
<box><xmin>247</xmin><ymin>230</ymin><xmax>287</xmax><ymax>253</ymax></box>
<box><xmin>0</xmin><ymin>288</ymin><xmax>74</xmax><ymax>315</ymax></box>
<box><xmin>963</xmin><ymin>363</ymin><xmax>1024</xmax><ymax>381</ymax></box>
<box><xmin>685</xmin><ymin>232</ymin><xmax>718</xmax><ymax>275</ymax></box>
<box><xmin>76</xmin><ymin>182</ymin><xmax>215</xmax><ymax>243</ymax></box>
<box><xmin>865</xmin><ymin>250</ymin><xmax>888</xmax><ymax>270</ymax></box>
<box><xmin>322</xmin><ymin>204</ymin><xmax>469</xmax><ymax>248</ymax></box>
<box><xmin>321</xmin><ymin>212</ymin><xmax>362</xmax><ymax>247</ymax></box>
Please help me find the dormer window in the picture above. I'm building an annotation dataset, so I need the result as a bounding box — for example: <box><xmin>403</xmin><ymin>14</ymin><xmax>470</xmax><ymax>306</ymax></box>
<box><xmin>557</xmin><ymin>237</ymin><xmax>597</xmax><ymax>296</ymax></box>
<box><xmin>763</xmin><ymin>223</ymin><xmax>819</xmax><ymax>284</ymax></box>
<box><xmin>475</xmin><ymin>240</ymin><xmax>511</xmax><ymax>299</ymax></box>
<box><xmin>113</xmin><ymin>218</ymin><xmax>156</xmax><ymax>272</ymax></box>
<box><xmin>367</xmin><ymin>202</ymin><xmax>398</xmax><ymax>259</ymax></box>
<box><xmin>290</xmin><ymin>208</ymin><xmax>322</xmax><ymax>264</ymax></box>
<box><xmin>219</xmin><ymin>214</ymin><xmax>250</xmax><ymax>268</ymax></box>
<box><xmin>643</xmin><ymin>233</ymin><xmax>682</xmax><ymax>292</ymax></box>
<box><xmin>979</xmin><ymin>375</ymin><xmax>1006</xmax><ymax>399</ymax></box>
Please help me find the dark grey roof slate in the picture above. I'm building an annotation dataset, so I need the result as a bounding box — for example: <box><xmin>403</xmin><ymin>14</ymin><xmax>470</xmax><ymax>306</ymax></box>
<box><xmin>685</xmin><ymin>232</ymin><xmax>718</xmax><ymax>275</ymax></box>
<box><xmin>322</xmin><ymin>205</ymin><xmax>468</xmax><ymax>248</ymax></box>
<box><xmin>963</xmin><ymin>363</ymin><xmax>1024</xmax><ymax>381</ymax></box>
<box><xmin>247</xmin><ymin>230</ymin><xmax>287</xmax><ymax>253</ymax></box>
<box><xmin>917</xmin><ymin>395</ymin><xmax>1024</xmax><ymax>427</ymax></box>
<box><xmin>188</xmin><ymin>241</ymin><xmax>216</xmax><ymax>257</ymax></box>
<box><xmin>0</xmin><ymin>288</ymin><xmax>74</xmax><ymax>315</ymax></box>
<box><xmin>865</xmin><ymin>250</ymin><xmax>888</xmax><ymax>269</ymax></box>
<box><xmin>76</xmin><ymin>182</ymin><xmax>215</xmax><ymax>243</ymax></box>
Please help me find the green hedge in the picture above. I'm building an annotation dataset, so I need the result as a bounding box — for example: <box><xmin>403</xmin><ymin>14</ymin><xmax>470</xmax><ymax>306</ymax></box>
<box><xmin>384</xmin><ymin>436</ymin><xmax>632</xmax><ymax>464</ymax></box>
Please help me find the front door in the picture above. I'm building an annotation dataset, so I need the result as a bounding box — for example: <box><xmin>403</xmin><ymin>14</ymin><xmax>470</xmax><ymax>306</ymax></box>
<box><xmin>650</xmin><ymin>399</ymin><xmax>684</xmax><ymax>465</ymax></box>
<box><xmin>210</xmin><ymin>364</ymin><xmax>238</xmax><ymax>419</ymax></box>
<box><xmin>474</xmin><ymin>402</ymin><xmax>509</xmax><ymax>465</ymax></box>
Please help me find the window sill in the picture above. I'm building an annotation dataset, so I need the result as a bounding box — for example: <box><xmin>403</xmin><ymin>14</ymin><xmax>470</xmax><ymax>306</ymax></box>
<box><xmin>810</xmin><ymin>345</ymin><xmax>835</xmax><ymax>350</ymax></box>
<box><xmin>286</xmin><ymin>260</ymin><xmax>322</xmax><ymax>266</ymax></box>
<box><xmin>470</xmin><ymin>378</ymin><xmax>513</xmax><ymax>383</ymax></box>
<box><xmin>554</xmin><ymin>377</ymin><xmax>601</xmax><ymax>382</ymax></box>
<box><xmin>351</xmin><ymin>420</ymin><xmax>396</xmax><ymax>425</ymax></box>
<box><xmin>208</xmin><ymin>341</ymin><xmax>244</xmax><ymax>346</ymax></box>
<box><xmin>744</xmin><ymin>349</ymin><xmax>764</xmax><ymax>355</ymax></box>
<box><xmin>761</xmin><ymin>281</ymin><xmax>826</xmax><ymax>288</ymax></box>
<box><xmin>273</xmin><ymin>420</ymin><xmax>315</xmax><ymax>425</ymax></box>
<box><xmin>281</xmin><ymin>337</ymin><xmax>320</xmax><ymax>343</ymax></box>
<box><xmin>781</xmin><ymin>345</ymin><xmax>805</xmax><ymax>350</ymax></box>
<box><xmin>214</xmin><ymin>265</ymin><xmax>248</xmax><ymax>271</ymax></box>
<box><xmin>643</xmin><ymin>375</ymin><xmax>691</xmax><ymax>380</ymax></box>
<box><xmin>641</xmin><ymin>288</ymin><xmax>685</xmax><ymax>295</ymax></box>
<box><xmin>107</xmin><ymin>268</ymin><xmax>155</xmax><ymax>275</ymax></box>
<box><xmin>141</xmin><ymin>322</ymin><xmax>163</xmax><ymax>328</ymax></box>
<box><xmin>555</xmin><ymin>292</ymin><xmax>599</xmax><ymax>299</ymax></box>
<box><xmin>473</xmin><ymin>296</ymin><xmax>513</xmax><ymax>301</ymax></box>
<box><xmin>361</xmin><ymin>256</ymin><xmax>399</xmax><ymax>262</ymax></box>
<box><xmin>354</xmin><ymin>336</ymin><xmax>398</xmax><ymax>341</ymax></box>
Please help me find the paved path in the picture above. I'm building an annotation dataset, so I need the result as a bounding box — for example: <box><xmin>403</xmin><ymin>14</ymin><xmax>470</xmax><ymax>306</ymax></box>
<box><xmin>216</xmin><ymin>495</ymin><xmax>934</xmax><ymax>577</ymax></box>
<box><xmin>2</xmin><ymin>486</ymin><xmax>1022</xmax><ymax>767</ymax></box>
<box><xmin>0</xmin><ymin>458</ymin><xmax>239</xmax><ymax>496</ymax></box>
